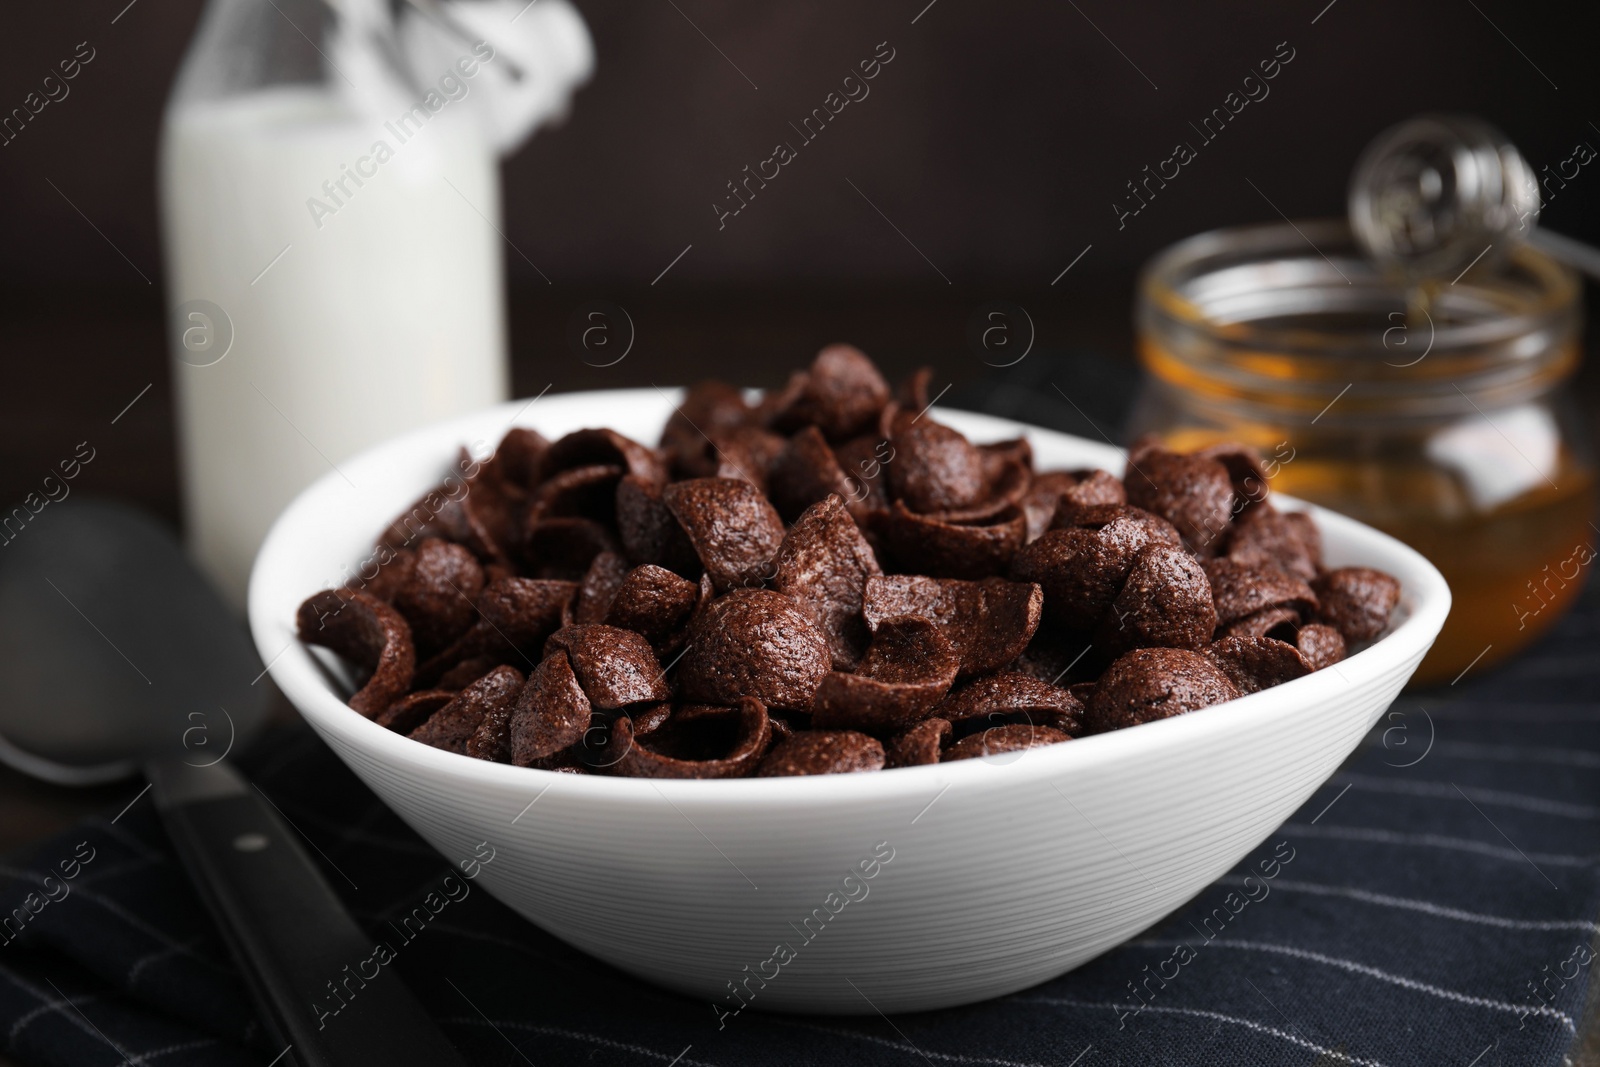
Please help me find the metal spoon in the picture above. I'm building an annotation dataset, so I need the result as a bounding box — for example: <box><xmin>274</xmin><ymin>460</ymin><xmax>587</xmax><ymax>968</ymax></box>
<box><xmin>1349</xmin><ymin>113</ymin><xmax>1600</xmax><ymax>283</ymax></box>
<box><xmin>0</xmin><ymin>498</ymin><xmax>465</xmax><ymax>1067</ymax></box>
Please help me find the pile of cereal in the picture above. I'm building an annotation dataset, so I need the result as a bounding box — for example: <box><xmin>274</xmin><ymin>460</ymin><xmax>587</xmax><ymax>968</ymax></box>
<box><xmin>297</xmin><ymin>345</ymin><xmax>1401</xmax><ymax>776</ymax></box>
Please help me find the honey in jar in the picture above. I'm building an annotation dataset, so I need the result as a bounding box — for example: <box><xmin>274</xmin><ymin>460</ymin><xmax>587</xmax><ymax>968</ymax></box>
<box><xmin>1132</xmin><ymin>220</ymin><xmax>1594</xmax><ymax>687</ymax></box>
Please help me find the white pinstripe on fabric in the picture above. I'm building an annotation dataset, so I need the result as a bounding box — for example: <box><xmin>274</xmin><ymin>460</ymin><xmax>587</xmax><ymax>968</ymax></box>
<box><xmin>1334</xmin><ymin>773</ymin><xmax>1600</xmax><ymax>820</ymax></box>
<box><xmin>0</xmin><ymin>966</ymin><xmax>222</xmax><ymax>1064</ymax></box>
<box><xmin>1428</xmin><ymin>741</ymin><xmax>1600</xmax><ymax>769</ymax></box>
<box><xmin>80</xmin><ymin>819</ymin><xmax>168</xmax><ymax>865</ymax></box>
<box><xmin>0</xmin><ymin>857</ymin><xmax>156</xmax><ymax>893</ymax></box>
<box><xmin>1</xmin><ymin>971</ymin><xmax>117</xmax><ymax>1050</ymax></box>
<box><xmin>445</xmin><ymin>1014</ymin><xmax>1058</xmax><ymax>1067</ymax></box>
<box><xmin>36</xmin><ymin>884</ymin><xmax>229</xmax><ymax>974</ymax></box>
<box><xmin>1210</xmin><ymin>875</ymin><xmax>1600</xmax><ymax>934</ymax></box>
<box><xmin>1017</xmin><ymin>996</ymin><xmax>1391</xmax><ymax>1067</ymax></box>
<box><xmin>437</xmin><ymin>1018</ymin><xmax>721</xmax><ymax>1066</ymax></box>
<box><xmin>125</xmin><ymin>939</ymin><xmax>208</xmax><ymax>988</ymax></box>
<box><xmin>1136</xmin><ymin>939</ymin><xmax>1575</xmax><ymax>1030</ymax></box>
<box><xmin>767</xmin><ymin>1017</ymin><xmax>1054</xmax><ymax>1066</ymax></box>
<box><xmin>1281</xmin><ymin>822</ymin><xmax>1600</xmax><ymax>868</ymax></box>
<box><xmin>126</xmin><ymin>1037</ymin><xmax>222</xmax><ymax>1065</ymax></box>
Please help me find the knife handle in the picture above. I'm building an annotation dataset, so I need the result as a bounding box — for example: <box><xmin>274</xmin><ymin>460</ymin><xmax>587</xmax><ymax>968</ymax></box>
<box><xmin>149</xmin><ymin>759</ymin><xmax>467</xmax><ymax>1067</ymax></box>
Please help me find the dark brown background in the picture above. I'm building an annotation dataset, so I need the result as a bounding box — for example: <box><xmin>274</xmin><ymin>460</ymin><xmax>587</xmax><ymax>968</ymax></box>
<box><xmin>7</xmin><ymin>0</ymin><xmax>1600</xmax><ymax>286</ymax></box>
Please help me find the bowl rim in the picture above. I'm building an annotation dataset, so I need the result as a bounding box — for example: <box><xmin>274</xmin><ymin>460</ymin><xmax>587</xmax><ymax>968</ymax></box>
<box><xmin>248</xmin><ymin>388</ymin><xmax>1451</xmax><ymax>811</ymax></box>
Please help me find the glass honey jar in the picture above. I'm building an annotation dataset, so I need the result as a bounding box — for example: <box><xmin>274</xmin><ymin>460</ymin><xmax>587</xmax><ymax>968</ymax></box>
<box><xmin>1131</xmin><ymin>219</ymin><xmax>1594</xmax><ymax>687</ymax></box>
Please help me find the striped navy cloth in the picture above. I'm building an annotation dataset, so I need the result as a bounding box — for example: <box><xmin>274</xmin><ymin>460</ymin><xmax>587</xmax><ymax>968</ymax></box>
<box><xmin>2</xmin><ymin>360</ymin><xmax>1597</xmax><ymax>1066</ymax></box>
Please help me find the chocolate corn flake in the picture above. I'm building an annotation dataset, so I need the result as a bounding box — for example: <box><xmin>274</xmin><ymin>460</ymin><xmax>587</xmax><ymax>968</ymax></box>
<box><xmin>458</xmin><ymin>467</ymin><xmax>519</xmax><ymax>566</ymax></box>
<box><xmin>1084</xmin><ymin>648</ymin><xmax>1240</xmax><ymax>733</ymax></box>
<box><xmin>1095</xmin><ymin>543</ymin><xmax>1217</xmax><ymax>657</ymax></box>
<box><xmin>767</xmin><ymin>426</ymin><xmax>857</xmax><ymax>524</ymax></box>
<box><xmin>1009</xmin><ymin>528</ymin><xmax>1120</xmax><ymax>632</ymax></box>
<box><xmin>663</xmin><ymin>477</ymin><xmax>786</xmax><ymax>594</ymax></box>
<box><xmin>615</xmin><ymin>473</ymin><xmax>701</xmax><ymax>576</ymax></box>
<box><xmin>465</xmin><ymin>684</ymin><xmax>520</xmax><ymax>762</ymax></box>
<box><xmin>887</xmin><ymin>419</ymin><xmax>988</xmax><ymax>514</ymax></box>
<box><xmin>1015</xmin><ymin>505</ymin><xmax>1183</xmax><ymax>632</ymax></box>
<box><xmin>878</xmin><ymin>415</ymin><xmax>1033</xmax><ymax>529</ymax></box>
<box><xmin>527</xmin><ymin>751</ymin><xmax>591</xmax><ymax>774</ymax></box>
<box><xmin>379</xmin><ymin>487</ymin><xmax>470</xmax><ymax>555</ymax></box>
<box><xmin>603</xmin><ymin>564</ymin><xmax>700</xmax><ymax>653</ymax></box>
<box><xmin>943</xmin><ymin>724</ymin><xmax>1071</xmax><ymax>762</ymax></box>
<box><xmin>1223</xmin><ymin>605</ymin><xmax>1303</xmax><ymax>640</ymax></box>
<box><xmin>527</xmin><ymin>463</ymin><xmax>625</xmax><ymax>525</ymax></box>
<box><xmin>811</xmin><ymin>615</ymin><xmax>960</xmax><ymax>735</ymax></box>
<box><xmin>1296</xmin><ymin>622</ymin><xmax>1348</xmax><ymax>670</ymax></box>
<box><xmin>1195</xmin><ymin>443</ymin><xmax>1271</xmax><ymax>515</ymax></box>
<box><xmin>878</xmin><ymin>501</ymin><xmax>1027</xmax><ymax>580</ymax></box>
<box><xmin>710</xmin><ymin>425</ymin><xmax>789</xmax><ymax>494</ymax></box>
<box><xmin>767</xmin><ymin>344</ymin><xmax>891</xmax><ymax>442</ymax></box>
<box><xmin>610</xmin><ymin>698</ymin><xmax>772</xmax><ymax>779</ymax></box>
<box><xmin>1060</xmin><ymin>504</ymin><xmax>1184</xmax><ymax>553</ymax></box>
<box><xmin>934</xmin><ymin>453</ymin><xmax>1031</xmax><ymax>525</ymax></box>
<box><xmin>661</xmin><ymin>381</ymin><xmax>756</xmax><ymax>478</ymax></box>
<box><xmin>574</xmin><ymin>551</ymin><xmax>630</xmax><ymax>625</ymax></box>
<box><xmin>538</xmin><ymin>427</ymin><xmax>666</xmax><ymax>488</ymax></box>
<box><xmin>412</xmin><ymin>576</ymin><xmax>568</xmax><ymax>686</ymax></box>
<box><xmin>1022</xmin><ymin>470</ymin><xmax>1126</xmax><ymax>543</ymax></box>
<box><xmin>356</xmin><ymin>546</ymin><xmax>417</xmax><ymax>603</ymax></box>
<box><xmin>1067</xmin><ymin>469</ymin><xmax>1129</xmax><ymax>510</ymax></box>
<box><xmin>412</xmin><ymin>665</ymin><xmax>523</xmax><ymax>755</ymax></box>
<box><xmin>1203</xmin><ymin>557</ymin><xmax>1318</xmax><ymax>629</ymax></box>
<box><xmin>510</xmin><ymin>651</ymin><xmax>592</xmax><ymax>765</ymax></box>
<box><xmin>393</xmin><ymin>538</ymin><xmax>483</xmax><ymax>655</ymax></box>
<box><xmin>525</xmin><ymin>517</ymin><xmax>622</xmax><ymax>581</ymax></box>
<box><xmin>297</xmin><ymin>589</ymin><xmax>416</xmax><ymax>718</ymax></box>
<box><xmin>436</xmin><ymin>655</ymin><xmax>501</xmax><ymax>691</ymax></box>
<box><xmin>896</xmin><ymin>366</ymin><xmax>934</xmax><ymax>411</ymax></box>
<box><xmin>545</xmin><ymin>624</ymin><xmax>672</xmax><ymax>709</ymax></box>
<box><xmin>484</xmin><ymin>427</ymin><xmax>550</xmax><ymax>492</ymax></box>
<box><xmin>831</xmin><ymin>434</ymin><xmax>893</xmax><ymax>518</ymax></box>
<box><xmin>772</xmin><ymin>494</ymin><xmax>882</xmax><ymax>670</ymax></box>
<box><xmin>933</xmin><ymin>672</ymin><xmax>1083</xmax><ymax>735</ymax></box>
<box><xmin>857</xmin><ymin>614</ymin><xmax>959</xmax><ymax>687</ymax></box>
<box><xmin>1204</xmin><ymin>636</ymin><xmax>1311</xmax><ymax>695</ymax></box>
<box><xmin>980</xmin><ymin>436</ymin><xmax>1033</xmax><ymax>474</ymax></box>
<box><xmin>884</xmin><ymin>716</ymin><xmax>952</xmax><ymax>768</ymax></box>
<box><xmin>625</xmin><ymin>701</ymin><xmax>674</xmax><ymax>739</ymax></box>
<box><xmin>1022</xmin><ymin>472</ymin><xmax>1081</xmax><ymax>544</ymax></box>
<box><xmin>1123</xmin><ymin>443</ymin><xmax>1236</xmax><ymax>556</ymax></box>
<box><xmin>688</xmin><ymin>571</ymin><xmax>717</xmax><ymax>627</ymax></box>
<box><xmin>1227</xmin><ymin>505</ymin><xmax>1322</xmax><ymax>583</ymax></box>
<box><xmin>296</xmin><ymin>589</ymin><xmax>389</xmax><ymax>670</ymax></box>
<box><xmin>1313</xmin><ymin>567</ymin><xmax>1402</xmax><ymax>644</ymax></box>
<box><xmin>862</xmin><ymin>574</ymin><xmax>1041</xmax><ymax>678</ymax></box>
<box><xmin>476</xmin><ymin>576</ymin><xmax>577</xmax><ymax>656</ymax></box>
<box><xmin>756</xmin><ymin>730</ymin><xmax>886</xmax><ymax>776</ymax></box>
<box><xmin>1006</xmin><ymin>622</ymin><xmax>1097</xmax><ymax>687</ymax></box>
<box><xmin>374</xmin><ymin>688</ymin><xmax>456</xmax><ymax>734</ymax></box>
<box><xmin>679</xmin><ymin>589</ymin><xmax>832</xmax><ymax>711</ymax></box>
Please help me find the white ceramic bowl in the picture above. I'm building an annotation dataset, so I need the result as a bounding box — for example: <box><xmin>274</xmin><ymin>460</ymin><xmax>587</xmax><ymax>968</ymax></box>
<box><xmin>250</xmin><ymin>389</ymin><xmax>1450</xmax><ymax>1015</ymax></box>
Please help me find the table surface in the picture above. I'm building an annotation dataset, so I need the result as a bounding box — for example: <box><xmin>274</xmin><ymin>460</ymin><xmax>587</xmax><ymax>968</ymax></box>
<box><xmin>2</xmin><ymin>280</ymin><xmax>1598</xmax><ymax>1066</ymax></box>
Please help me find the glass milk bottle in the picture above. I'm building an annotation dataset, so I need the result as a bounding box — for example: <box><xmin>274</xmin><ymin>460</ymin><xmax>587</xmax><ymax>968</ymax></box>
<box><xmin>159</xmin><ymin>0</ymin><xmax>509</xmax><ymax>610</ymax></box>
